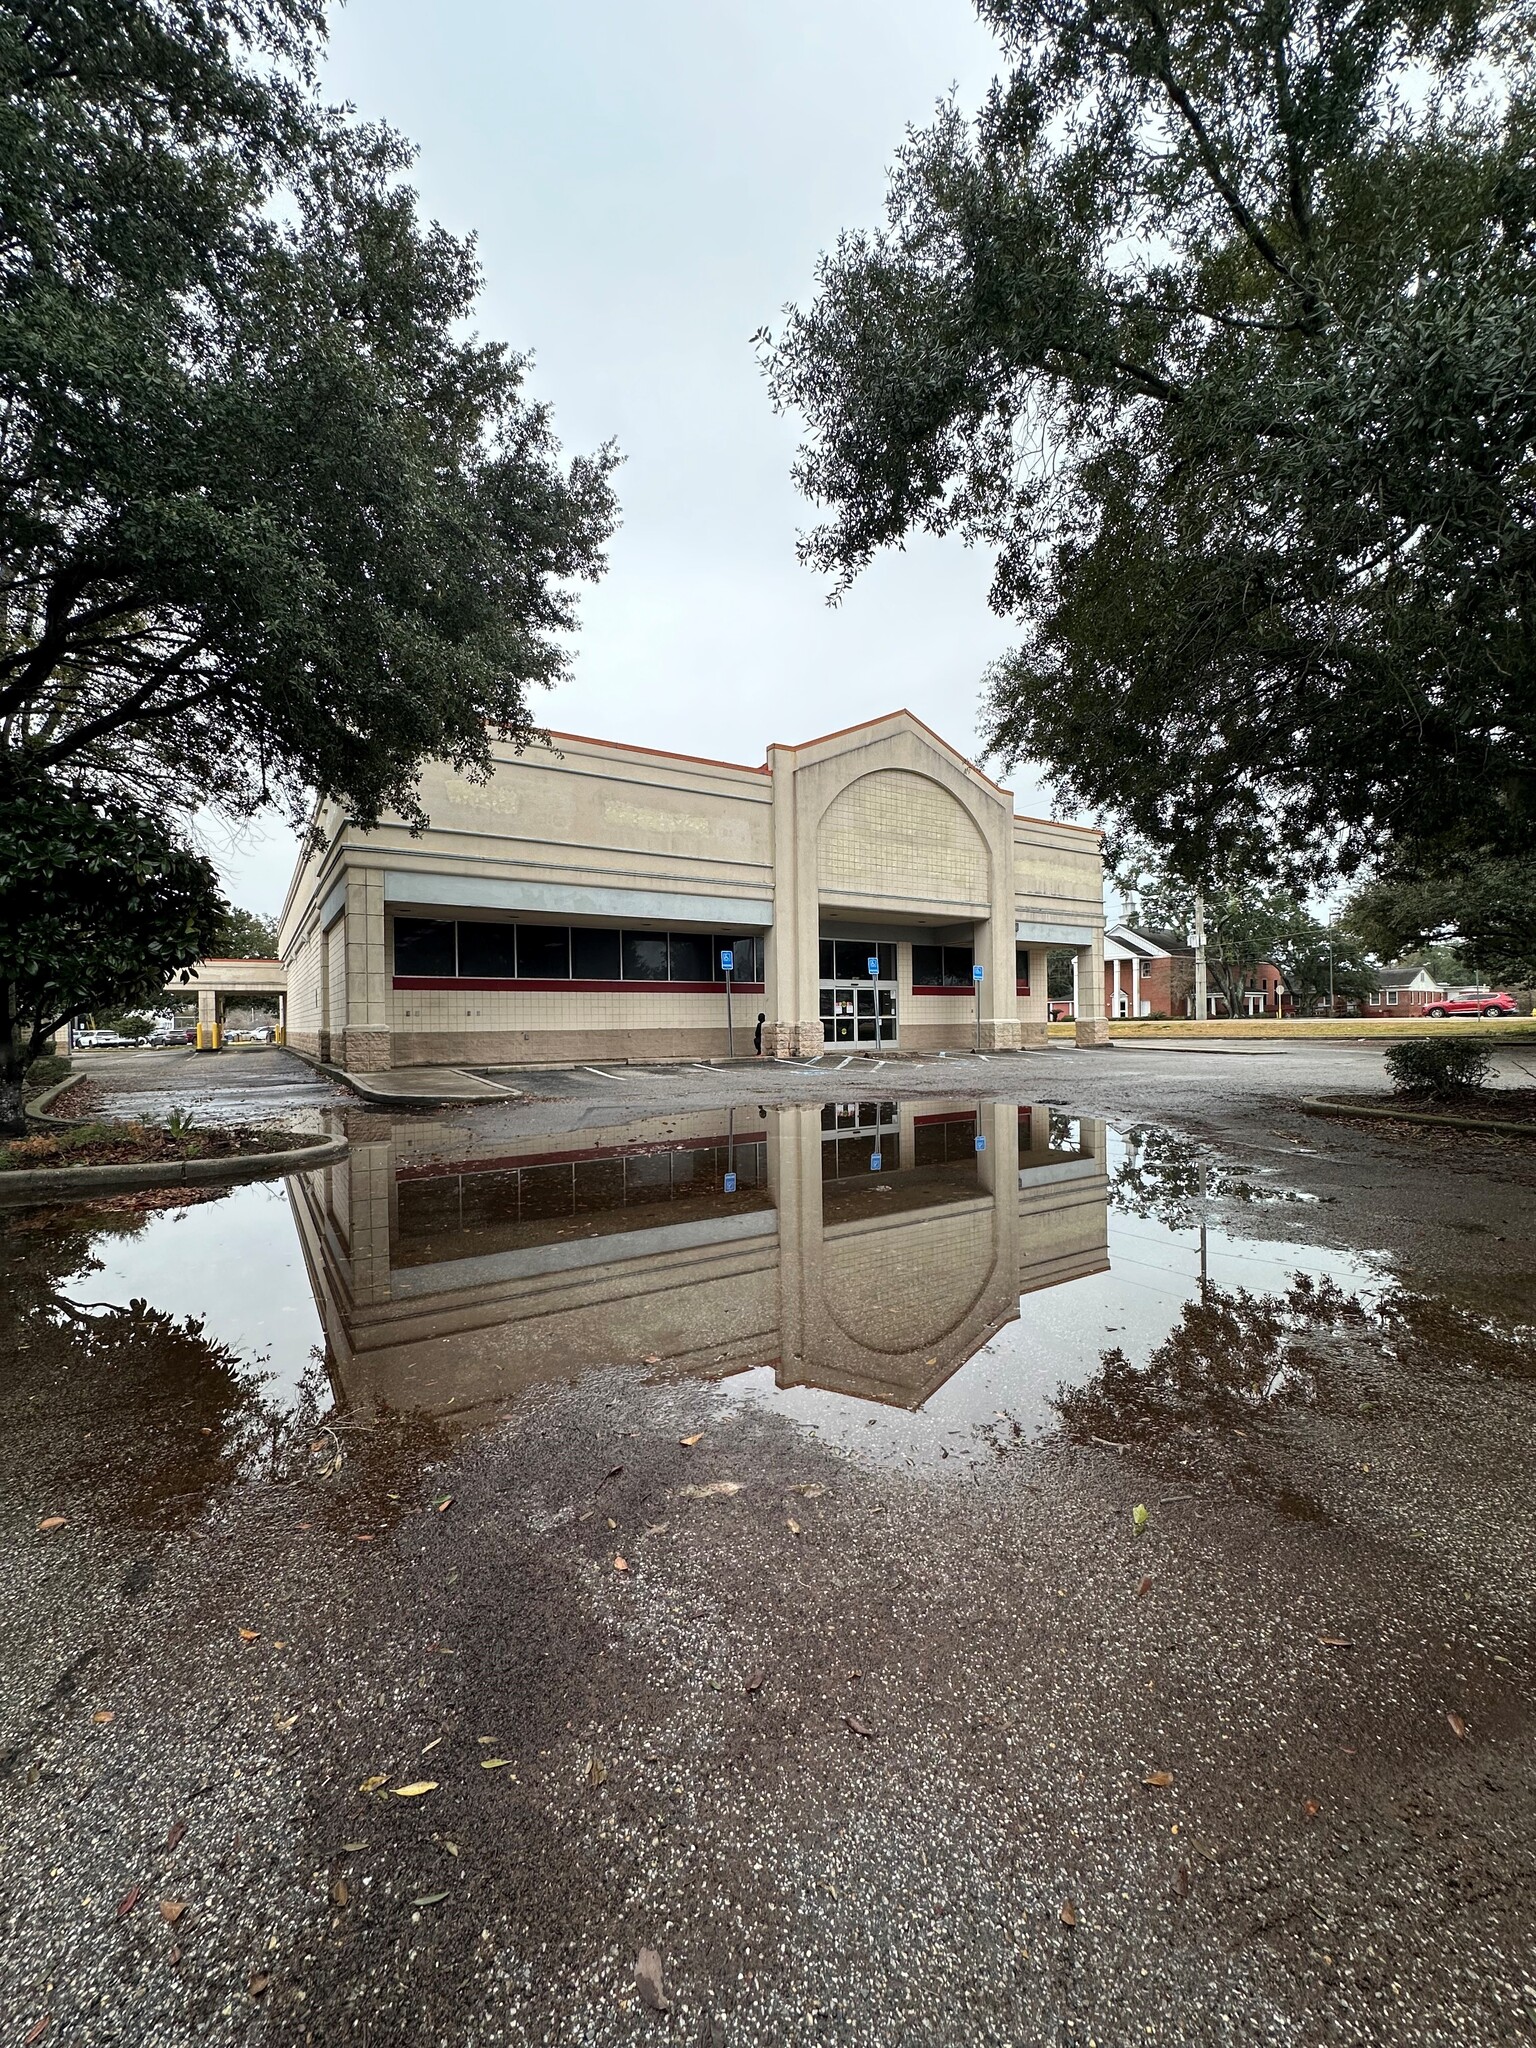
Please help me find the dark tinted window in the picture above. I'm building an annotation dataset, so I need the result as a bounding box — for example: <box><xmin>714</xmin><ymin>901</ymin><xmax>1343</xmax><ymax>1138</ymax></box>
<box><xmin>943</xmin><ymin>945</ymin><xmax>975</xmax><ymax>983</ymax></box>
<box><xmin>912</xmin><ymin>944</ymin><xmax>943</xmax><ymax>985</ymax></box>
<box><xmin>456</xmin><ymin>920</ymin><xmax>518</xmax><ymax>977</ymax></box>
<box><xmin>394</xmin><ymin>917</ymin><xmax>456</xmax><ymax>976</ymax></box>
<box><xmin>622</xmin><ymin>931</ymin><xmax>668</xmax><ymax>980</ymax></box>
<box><xmin>517</xmin><ymin>925</ymin><xmax>570</xmax><ymax>978</ymax></box>
<box><xmin>1016</xmin><ymin>947</ymin><xmax>1030</xmax><ymax>987</ymax></box>
<box><xmin>668</xmin><ymin>931</ymin><xmax>713</xmax><ymax>983</ymax></box>
<box><xmin>571</xmin><ymin>927</ymin><xmax>621</xmax><ymax>979</ymax></box>
<box><xmin>819</xmin><ymin>938</ymin><xmax>835</xmax><ymax>979</ymax></box>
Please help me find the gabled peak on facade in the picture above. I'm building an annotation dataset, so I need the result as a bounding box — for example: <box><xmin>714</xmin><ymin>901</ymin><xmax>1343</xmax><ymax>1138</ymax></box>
<box><xmin>768</xmin><ymin>708</ymin><xmax>1011</xmax><ymax>796</ymax></box>
<box><xmin>1109</xmin><ymin>923</ymin><xmax>1186</xmax><ymax>957</ymax></box>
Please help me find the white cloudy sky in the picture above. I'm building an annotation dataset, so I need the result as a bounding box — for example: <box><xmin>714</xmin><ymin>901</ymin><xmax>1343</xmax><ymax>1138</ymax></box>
<box><xmin>212</xmin><ymin>0</ymin><xmax>1074</xmax><ymax>917</ymax></box>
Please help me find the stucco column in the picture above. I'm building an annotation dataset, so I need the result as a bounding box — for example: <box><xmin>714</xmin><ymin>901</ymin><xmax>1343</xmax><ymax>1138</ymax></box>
<box><xmin>1019</xmin><ymin>945</ymin><xmax>1049</xmax><ymax>1048</ymax></box>
<box><xmin>976</xmin><ymin>913</ymin><xmax>1021</xmax><ymax>1051</ymax></box>
<box><xmin>764</xmin><ymin>746</ymin><xmax>823</xmax><ymax>1058</ymax></box>
<box><xmin>340</xmin><ymin>869</ymin><xmax>391</xmax><ymax>1073</ymax></box>
<box><xmin>195</xmin><ymin>988</ymin><xmax>220</xmax><ymax>1053</ymax></box>
<box><xmin>1075</xmin><ymin>930</ymin><xmax>1110</xmax><ymax>1047</ymax></box>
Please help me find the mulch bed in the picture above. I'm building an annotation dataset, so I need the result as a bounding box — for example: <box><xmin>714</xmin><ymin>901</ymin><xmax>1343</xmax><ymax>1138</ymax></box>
<box><xmin>0</xmin><ymin>1119</ymin><xmax>294</xmax><ymax>1172</ymax></box>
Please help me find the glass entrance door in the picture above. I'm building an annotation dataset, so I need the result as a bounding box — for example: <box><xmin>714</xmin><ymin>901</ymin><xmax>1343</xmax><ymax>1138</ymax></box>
<box><xmin>818</xmin><ymin>938</ymin><xmax>898</xmax><ymax>1046</ymax></box>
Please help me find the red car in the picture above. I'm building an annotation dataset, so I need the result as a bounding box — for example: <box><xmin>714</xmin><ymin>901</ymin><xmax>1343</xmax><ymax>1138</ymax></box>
<box><xmin>1425</xmin><ymin>991</ymin><xmax>1519</xmax><ymax>1017</ymax></box>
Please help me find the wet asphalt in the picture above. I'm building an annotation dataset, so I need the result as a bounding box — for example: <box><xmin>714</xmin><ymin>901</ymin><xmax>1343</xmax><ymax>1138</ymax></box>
<box><xmin>3</xmin><ymin>1042</ymin><xmax>1536</xmax><ymax>2045</ymax></box>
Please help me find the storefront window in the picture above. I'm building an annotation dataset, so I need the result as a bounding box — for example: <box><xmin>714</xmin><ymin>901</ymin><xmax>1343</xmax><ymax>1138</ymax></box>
<box><xmin>393</xmin><ymin>917</ymin><xmax>456</xmax><ymax>976</ymax></box>
<box><xmin>456</xmin><ymin>920</ymin><xmax>517</xmax><ymax>978</ymax></box>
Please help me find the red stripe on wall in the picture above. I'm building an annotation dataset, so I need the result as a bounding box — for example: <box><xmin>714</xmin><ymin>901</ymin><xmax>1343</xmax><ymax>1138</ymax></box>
<box><xmin>393</xmin><ymin>977</ymin><xmax>765</xmax><ymax>995</ymax></box>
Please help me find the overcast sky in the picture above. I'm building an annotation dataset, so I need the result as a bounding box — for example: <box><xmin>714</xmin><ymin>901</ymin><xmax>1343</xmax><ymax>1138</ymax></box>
<box><xmin>211</xmin><ymin>0</ymin><xmax>1073</xmax><ymax>917</ymax></box>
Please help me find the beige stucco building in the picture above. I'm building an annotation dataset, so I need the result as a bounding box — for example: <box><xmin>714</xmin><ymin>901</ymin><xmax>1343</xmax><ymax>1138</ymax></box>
<box><xmin>277</xmin><ymin>710</ymin><xmax>1107</xmax><ymax>1070</ymax></box>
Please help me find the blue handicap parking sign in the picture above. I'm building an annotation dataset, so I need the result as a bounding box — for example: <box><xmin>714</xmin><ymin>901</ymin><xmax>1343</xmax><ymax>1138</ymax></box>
<box><xmin>723</xmin><ymin>1171</ymin><xmax>737</xmax><ymax>1193</ymax></box>
<box><xmin>974</xmin><ymin>1135</ymin><xmax>986</xmax><ymax>1152</ymax></box>
<box><xmin>720</xmin><ymin>949</ymin><xmax>734</xmax><ymax>972</ymax></box>
<box><xmin>867</xmin><ymin>956</ymin><xmax>880</xmax><ymax>977</ymax></box>
<box><xmin>869</xmin><ymin>1152</ymin><xmax>882</xmax><ymax>1172</ymax></box>
<box><xmin>972</xmin><ymin>963</ymin><xmax>985</xmax><ymax>982</ymax></box>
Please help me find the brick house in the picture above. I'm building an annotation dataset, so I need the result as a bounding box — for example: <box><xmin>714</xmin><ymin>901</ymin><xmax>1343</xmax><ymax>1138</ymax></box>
<box><xmin>1103</xmin><ymin>924</ymin><xmax>1292</xmax><ymax>1018</ymax></box>
<box><xmin>1362</xmin><ymin>965</ymin><xmax>1451</xmax><ymax>1015</ymax></box>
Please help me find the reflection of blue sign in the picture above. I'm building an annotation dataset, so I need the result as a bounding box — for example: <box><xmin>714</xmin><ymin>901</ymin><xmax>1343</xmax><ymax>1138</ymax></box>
<box><xmin>869</xmin><ymin>1152</ymin><xmax>882</xmax><ymax>1172</ymax></box>
<box><xmin>720</xmin><ymin>949</ymin><xmax>734</xmax><ymax>972</ymax></box>
<box><xmin>972</xmin><ymin>964</ymin><xmax>985</xmax><ymax>982</ymax></box>
<box><xmin>723</xmin><ymin>1172</ymin><xmax>737</xmax><ymax>1193</ymax></box>
<box><xmin>867</xmin><ymin>956</ymin><xmax>880</xmax><ymax>977</ymax></box>
<box><xmin>974</xmin><ymin>1135</ymin><xmax>986</xmax><ymax>1152</ymax></box>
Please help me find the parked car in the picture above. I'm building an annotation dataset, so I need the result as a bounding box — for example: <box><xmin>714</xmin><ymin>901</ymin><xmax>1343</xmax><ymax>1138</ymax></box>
<box><xmin>1425</xmin><ymin>991</ymin><xmax>1519</xmax><ymax>1018</ymax></box>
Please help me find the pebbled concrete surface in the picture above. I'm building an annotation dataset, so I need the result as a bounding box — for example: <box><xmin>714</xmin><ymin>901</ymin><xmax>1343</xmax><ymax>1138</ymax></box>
<box><xmin>3</xmin><ymin>1043</ymin><xmax>1536</xmax><ymax>2045</ymax></box>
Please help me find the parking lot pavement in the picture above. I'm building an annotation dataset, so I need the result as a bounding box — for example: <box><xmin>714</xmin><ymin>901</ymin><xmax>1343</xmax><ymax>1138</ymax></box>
<box><xmin>67</xmin><ymin>1046</ymin><xmax>348</xmax><ymax>1133</ymax></box>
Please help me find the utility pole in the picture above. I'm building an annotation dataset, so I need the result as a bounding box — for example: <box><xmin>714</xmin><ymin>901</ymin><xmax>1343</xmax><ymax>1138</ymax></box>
<box><xmin>1326</xmin><ymin>936</ymin><xmax>1335</xmax><ymax>1016</ymax></box>
<box><xmin>1193</xmin><ymin>890</ymin><xmax>1209</xmax><ymax>1024</ymax></box>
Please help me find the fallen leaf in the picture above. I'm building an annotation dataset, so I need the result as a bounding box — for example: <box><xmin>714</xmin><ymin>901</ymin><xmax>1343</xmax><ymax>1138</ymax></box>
<box><xmin>480</xmin><ymin>1758</ymin><xmax>510</xmax><ymax>1770</ymax></box>
<box><xmin>421</xmin><ymin>1736</ymin><xmax>443</xmax><ymax>1754</ymax></box>
<box><xmin>272</xmin><ymin>1711</ymin><xmax>297</xmax><ymax>1733</ymax></box>
<box><xmin>412</xmin><ymin>1891</ymin><xmax>449</xmax><ymax>1907</ymax></box>
<box><xmin>392</xmin><ymin>1781</ymin><xmax>438</xmax><ymax>1797</ymax></box>
<box><xmin>599</xmin><ymin>1464</ymin><xmax>624</xmax><ymax>1486</ymax></box>
<box><xmin>1175</xmin><ymin>1866</ymin><xmax>1190</xmax><ymax>1897</ymax></box>
<box><xmin>792</xmin><ymin>1482</ymin><xmax>827</xmax><ymax>1498</ymax></box>
<box><xmin>1136</xmin><ymin>1575</ymin><xmax>1153</xmax><ymax>1597</ymax></box>
<box><xmin>444</xmin><ymin>1841</ymin><xmax>459</xmax><ymax>1856</ymax></box>
<box><xmin>23</xmin><ymin>2017</ymin><xmax>50</xmax><ymax>2045</ymax></box>
<box><xmin>1060</xmin><ymin>1898</ymin><xmax>1078</xmax><ymax>1927</ymax></box>
<box><xmin>158</xmin><ymin>1899</ymin><xmax>186</xmax><ymax>1925</ymax></box>
<box><xmin>641</xmin><ymin>1352</ymin><xmax>662</xmax><ymax>1366</ymax></box>
<box><xmin>613</xmin><ymin>1556</ymin><xmax>629</xmax><ymax>1573</ymax></box>
<box><xmin>635</xmin><ymin>1947</ymin><xmax>671</xmax><ymax>2013</ymax></box>
<box><xmin>340</xmin><ymin>1840</ymin><xmax>368</xmax><ymax>1852</ymax></box>
<box><xmin>1448</xmin><ymin>1711</ymin><xmax>1469</xmax><ymax>1740</ymax></box>
<box><xmin>587</xmin><ymin>1757</ymin><xmax>608</xmax><ymax>1786</ymax></box>
<box><xmin>433</xmin><ymin>1495</ymin><xmax>454</xmax><ymax>1513</ymax></box>
<box><xmin>358</xmin><ymin>1775</ymin><xmax>388</xmax><ymax>1794</ymax></box>
<box><xmin>168</xmin><ymin>1945</ymin><xmax>181</xmax><ymax>1968</ymax></box>
<box><xmin>116</xmin><ymin>1884</ymin><xmax>142</xmax><ymax>1919</ymax></box>
<box><xmin>744</xmin><ymin>1668</ymin><xmax>766</xmax><ymax>1694</ymax></box>
<box><xmin>247</xmin><ymin>1974</ymin><xmax>270</xmax><ymax>1997</ymax></box>
<box><xmin>679</xmin><ymin>1481</ymin><xmax>741</xmax><ymax>1499</ymax></box>
<box><xmin>1142</xmin><ymin>1770</ymin><xmax>1175</xmax><ymax>1789</ymax></box>
<box><xmin>679</xmin><ymin>1433</ymin><xmax>704</xmax><ymax>1447</ymax></box>
<box><xmin>787</xmin><ymin>1517</ymin><xmax>801</xmax><ymax>1536</ymax></box>
<box><xmin>1304</xmin><ymin>1797</ymin><xmax>1322</xmax><ymax>1819</ymax></box>
<box><xmin>1318</xmin><ymin>1635</ymin><xmax>1353</xmax><ymax>1648</ymax></box>
<box><xmin>92</xmin><ymin>1709</ymin><xmax>115</xmax><ymax>1726</ymax></box>
<box><xmin>163</xmin><ymin>1820</ymin><xmax>186</xmax><ymax>1853</ymax></box>
<box><xmin>845</xmin><ymin>1714</ymin><xmax>876</xmax><ymax>1738</ymax></box>
<box><xmin>37</xmin><ymin>1516</ymin><xmax>67</xmax><ymax>1533</ymax></box>
<box><xmin>237</xmin><ymin>1628</ymin><xmax>260</xmax><ymax>1643</ymax></box>
<box><xmin>1132</xmin><ymin>1503</ymin><xmax>1149</xmax><ymax>1534</ymax></box>
<box><xmin>330</xmin><ymin>1878</ymin><xmax>348</xmax><ymax>1908</ymax></box>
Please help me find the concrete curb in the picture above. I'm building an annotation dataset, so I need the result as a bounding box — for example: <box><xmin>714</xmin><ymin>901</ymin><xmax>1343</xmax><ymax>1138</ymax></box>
<box><xmin>24</xmin><ymin>1074</ymin><xmax>91</xmax><ymax>1123</ymax></box>
<box><xmin>282</xmin><ymin>1046</ymin><xmax>524</xmax><ymax>1108</ymax></box>
<box><xmin>0</xmin><ymin>1131</ymin><xmax>349</xmax><ymax>1206</ymax></box>
<box><xmin>1300</xmin><ymin>1096</ymin><xmax>1536</xmax><ymax>1140</ymax></box>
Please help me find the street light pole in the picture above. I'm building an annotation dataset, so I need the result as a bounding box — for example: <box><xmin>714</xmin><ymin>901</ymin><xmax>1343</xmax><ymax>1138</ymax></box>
<box><xmin>1193</xmin><ymin>890</ymin><xmax>1208</xmax><ymax>1024</ymax></box>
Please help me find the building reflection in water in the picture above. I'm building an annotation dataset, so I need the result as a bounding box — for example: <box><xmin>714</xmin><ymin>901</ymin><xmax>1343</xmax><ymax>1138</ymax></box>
<box><xmin>288</xmin><ymin>1101</ymin><xmax>1109</xmax><ymax>1427</ymax></box>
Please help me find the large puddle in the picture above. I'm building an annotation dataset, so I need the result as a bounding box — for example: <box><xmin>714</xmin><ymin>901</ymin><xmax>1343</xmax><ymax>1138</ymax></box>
<box><xmin>0</xmin><ymin>1099</ymin><xmax>1418</xmax><ymax>1500</ymax></box>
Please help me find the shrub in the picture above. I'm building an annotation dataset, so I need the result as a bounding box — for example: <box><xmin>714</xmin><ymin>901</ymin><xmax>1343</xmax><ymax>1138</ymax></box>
<box><xmin>23</xmin><ymin>1055</ymin><xmax>72</xmax><ymax>1095</ymax></box>
<box><xmin>1383</xmin><ymin>1037</ymin><xmax>1494</xmax><ymax>1099</ymax></box>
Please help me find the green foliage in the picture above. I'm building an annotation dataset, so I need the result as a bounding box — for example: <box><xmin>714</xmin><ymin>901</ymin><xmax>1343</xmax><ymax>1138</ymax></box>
<box><xmin>0</xmin><ymin>0</ymin><xmax>618</xmax><ymax>832</ymax></box>
<box><xmin>1119</xmin><ymin>846</ymin><xmax>1373</xmax><ymax>1012</ymax></box>
<box><xmin>213</xmin><ymin>907</ymin><xmax>280</xmax><ymax>959</ymax></box>
<box><xmin>0</xmin><ymin>779</ymin><xmax>225</xmax><ymax>1125</ymax></box>
<box><xmin>1383</xmin><ymin>1037</ymin><xmax>1494</xmax><ymax>1098</ymax></box>
<box><xmin>1342</xmin><ymin>859</ymin><xmax>1536</xmax><ymax>985</ymax></box>
<box><xmin>767</xmin><ymin>0</ymin><xmax>1536</xmax><ymax>881</ymax></box>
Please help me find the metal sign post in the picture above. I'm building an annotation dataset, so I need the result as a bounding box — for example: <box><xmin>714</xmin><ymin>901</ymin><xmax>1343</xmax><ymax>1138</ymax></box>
<box><xmin>868</xmin><ymin>954</ymin><xmax>881</xmax><ymax>1054</ymax></box>
<box><xmin>973</xmin><ymin>961</ymin><xmax>984</xmax><ymax>1053</ymax></box>
<box><xmin>721</xmin><ymin>948</ymin><xmax>734</xmax><ymax>1058</ymax></box>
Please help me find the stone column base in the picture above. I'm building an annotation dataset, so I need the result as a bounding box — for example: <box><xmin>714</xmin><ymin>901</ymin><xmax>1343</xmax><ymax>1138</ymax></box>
<box><xmin>1075</xmin><ymin>1016</ymin><xmax>1111</xmax><ymax>1049</ymax></box>
<box><xmin>979</xmin><ymin>1019</ymin><xmax>1022</xmax><ymax>1052</ymax></box>
<box><xmin>763</xmin><ymin>1021</ymin><xmax>825</xmax><ymax>1059</ymax></box>
<box><xmin>1018</xmin><ymin>1021</ymin><xmax>1048</xmax><ymax>1049</ymax></box>
<box><xmin>340</xmin><ymin>1028</ymin><xmax>392</xmax><ymax>1073</ymax></box>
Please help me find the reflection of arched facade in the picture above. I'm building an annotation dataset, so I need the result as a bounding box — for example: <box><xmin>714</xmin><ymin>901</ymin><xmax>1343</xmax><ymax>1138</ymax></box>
<box><xmin>287</xmin><ymin>1100</ymin><xmax>1110</xmax><ymax>1425</ymax></box>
